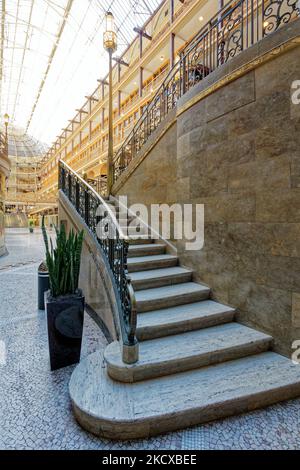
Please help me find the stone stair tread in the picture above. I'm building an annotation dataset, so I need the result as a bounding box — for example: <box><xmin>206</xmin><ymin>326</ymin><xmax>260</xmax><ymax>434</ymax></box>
<box><xmin>70</xmin><ymin>351</ymin><xmax>300</xmax><ymax>440</ymax></box>
<box><xmin>128</xmin><ymin>244</ymin><xmax>166</xmax><ymax>257</ymax></box>
<box><xmin>105</xmin><ymin>323</ymin><xmax>272</xmax><ymax>381</ymax></box>
<box><xmin>127</xmin><ymin>254</ymin><xmax>178</xmax><ymax>272</ymax></box>
<box><xmin>136</xmin><ymin>300</ymin><xmax>235</xmax><ymax>339</ymax></box>
<box><xmin>130</xmin><ymin>266</ymin><xmax>192</xmax><ymax>283</ymax></box>
<box><xmin>136</xmin><ymin>282</ymin><xmax>209</xmax><ymax>303</ymax></box>
<box><xmin>129</xmin><ymin>243</ymin><xmax>165</xmax><ymax>251</ymax></box>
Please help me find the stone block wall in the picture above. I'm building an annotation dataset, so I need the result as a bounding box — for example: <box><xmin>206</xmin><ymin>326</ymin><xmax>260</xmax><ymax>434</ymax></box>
<box><xmin>116</xmin><ymin>23</ymin><xmax>300</xmax><ymax>355</ymax></box>
<box><xmin>176</xmin><ymin>47</ymin><xmax>300</xmax><ymax>355</ymax></box>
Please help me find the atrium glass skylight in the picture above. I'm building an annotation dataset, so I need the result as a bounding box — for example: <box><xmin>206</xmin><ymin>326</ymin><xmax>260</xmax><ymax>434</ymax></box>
<box><xmin>1</xmin><ymin>0</ymin><xmax>162</xmax><ymax>146</ymax></box>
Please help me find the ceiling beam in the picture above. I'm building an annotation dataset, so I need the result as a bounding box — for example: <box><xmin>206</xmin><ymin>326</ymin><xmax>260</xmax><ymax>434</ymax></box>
<box><xmin>97</xmin><ymin>79</ymin><xmax>109</xmax><ymax>85</ymax></box>
<box><xmin>85</xmin><ymin>95</ymin><xmax>99</xmax><ymax>102</ymax></box>
<box><xmin>112</xmin><ymin>57</ymin><xmax>130</xmax><ymax>67</ymax></box>
<box><xmin>11</xmin><ymin>0</ymin><xmax>34</xmax><ymax>122</ymax></box>
<box><xmin>133</xmin><ymin>27</ymin><xmax>152</xmax><ymax>41</ymax></box>
<box><xmin>76</xmin><ymin>109</ymin><xmax>88</xmax><ymax>114</ymax></box>
<box><xmin>25</xmin><ymin>0</ymin><xmax>75</xmax><ymax>133</ymax></box>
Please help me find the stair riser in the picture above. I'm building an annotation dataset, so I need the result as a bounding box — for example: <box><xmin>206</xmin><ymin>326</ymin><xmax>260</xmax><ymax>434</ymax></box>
<box><xmin>136</xmin><ymin>290</ymin><xmax>210</xmax><ymax>313</ymax></box>
<box><xmin>128</xmin><ymin>258</ymin><xmax>178</xmax><ymax>273</ymax></box>
<box><xmin>128</xmin><ymin>238</ymin><xmax>154</xmax><ymax>245</ymax></box>
<box><xmin>132</xmin><ymin>272</ymin><xmax>192</xmax><ymax>291</ymax></box>
<box><xmin>128</xmin><ymin>246</ymin><xmax>166</xmax><ymax>257</ymax></box>
<box><xmin>106</xmin><ymin>338</ymin><xmax>272</xmax><ymax>383</ymax></box>
<box><xmin>136</xmin><ymin>310</ymin><xmax>235</xmax><ymax>340</ymax></box>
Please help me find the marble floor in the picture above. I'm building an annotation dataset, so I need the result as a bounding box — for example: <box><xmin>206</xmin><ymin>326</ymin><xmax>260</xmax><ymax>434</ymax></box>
<box><xmin>0</xmin><ymin>229</ymin><xmax>300</xmax><ymax>450</ymax></box>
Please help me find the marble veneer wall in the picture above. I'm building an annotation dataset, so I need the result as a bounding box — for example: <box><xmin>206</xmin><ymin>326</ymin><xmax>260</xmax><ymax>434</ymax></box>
<box><xmin>116</xmin><ymin>21</ymin><xmax>300</xmax><ymax>355</ymax></box>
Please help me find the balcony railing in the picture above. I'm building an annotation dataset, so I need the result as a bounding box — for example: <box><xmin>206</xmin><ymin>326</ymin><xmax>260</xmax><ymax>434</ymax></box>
<box><xmin>59</xmin><ymin>160</ymin><xmax>138</xmax><ymax>363</ymax></box>
<box><xmin>113</xmin><ymin>0</ymin><xmax>300</xmax><ymax>183</ymax></box>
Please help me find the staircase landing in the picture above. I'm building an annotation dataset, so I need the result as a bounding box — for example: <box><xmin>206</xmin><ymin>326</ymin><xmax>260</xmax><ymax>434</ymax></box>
<box><xmin>70</xmin><ymin>351</ymin><xmax>300</xmax><ymax>440</ymax></box>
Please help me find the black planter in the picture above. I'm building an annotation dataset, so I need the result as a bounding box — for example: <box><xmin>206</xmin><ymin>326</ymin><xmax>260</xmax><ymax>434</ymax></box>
<box><xmin>45</xmin><ymin>290</ymin><xmax>84</xmax><ymax>371</ymax></box>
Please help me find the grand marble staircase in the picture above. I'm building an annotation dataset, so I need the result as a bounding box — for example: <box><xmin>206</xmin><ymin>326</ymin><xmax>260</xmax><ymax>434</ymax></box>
<box><xmin>69</xmin><ymin>200</ymin><xmax>300</xmax><ymax>440</ymax></box>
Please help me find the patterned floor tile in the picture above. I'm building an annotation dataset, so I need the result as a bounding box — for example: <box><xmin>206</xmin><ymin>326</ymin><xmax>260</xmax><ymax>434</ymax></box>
<box><xmin>1</xmin><ymin>230</ymin><xmax>300</xmax><ymax>449</ymax></box>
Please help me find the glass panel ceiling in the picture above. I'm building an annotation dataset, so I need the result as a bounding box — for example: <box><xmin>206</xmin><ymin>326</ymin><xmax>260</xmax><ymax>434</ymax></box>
<box><xmin>1</xmin><ymin>0</ymin><xmax>163</xmax><ymax>146</ymax></box>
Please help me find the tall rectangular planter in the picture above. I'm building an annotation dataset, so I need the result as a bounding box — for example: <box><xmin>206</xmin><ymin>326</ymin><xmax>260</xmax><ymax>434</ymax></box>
<box><xmin>45</xmin><ymin>290</ymin><xmax>85</xmax><ymax>371</ymax></box>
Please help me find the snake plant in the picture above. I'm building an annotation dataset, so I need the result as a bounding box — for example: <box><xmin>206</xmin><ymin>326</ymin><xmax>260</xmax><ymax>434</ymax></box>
<box><xmin>42</xmin><ymin>217</ymin><xmax>84</xmax><ymax>298</ymax></box>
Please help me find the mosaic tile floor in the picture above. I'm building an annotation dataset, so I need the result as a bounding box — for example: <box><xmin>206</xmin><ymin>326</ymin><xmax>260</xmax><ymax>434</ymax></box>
<box><xmin>0</xmin><ymin>229</ymin><xmax>300</xmax><ymax>450</ymax></box>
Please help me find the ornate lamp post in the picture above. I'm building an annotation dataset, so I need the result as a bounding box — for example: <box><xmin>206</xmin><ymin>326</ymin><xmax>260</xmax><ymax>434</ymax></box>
<box><xmin>4</xmin><ymin>113</ymin><xmax>9</xmax><ymax>157</ymax></box>
<box><xmin>103</xmin><ymin>11</ymin><xmax>117</xmax><ymax>196</ymax></box>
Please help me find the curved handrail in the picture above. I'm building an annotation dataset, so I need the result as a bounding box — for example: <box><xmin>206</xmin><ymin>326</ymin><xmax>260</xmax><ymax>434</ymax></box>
<box><xmin>59</xmin><ymin>159</ymin><xmax>138</xmax><ymax>363</ymax></box>
<box><xmin>113</xmin><ymin>0</ymin><xmax>300</xmax><ymax>183</ymax></box>
<box><xmin>61</xmin><ymin>160</ymin><xmax>128</xmax><ymax>240</ymax></box>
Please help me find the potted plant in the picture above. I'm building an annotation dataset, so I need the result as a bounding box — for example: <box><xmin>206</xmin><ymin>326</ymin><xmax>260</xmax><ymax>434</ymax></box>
<box><xmin>29</xmin><ymin>219</ymin><xmax>35</xmax><ymax>233</ymax></box>
<box><xmin>42</xmin><ymin>218</ymin><xmax>85</xmax><ymax>371</ymax></box>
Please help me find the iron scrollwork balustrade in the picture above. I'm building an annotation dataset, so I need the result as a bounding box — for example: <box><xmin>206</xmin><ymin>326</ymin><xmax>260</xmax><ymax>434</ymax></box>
<box><xmin>59</xmin><ymin>160</ymin><xmax>138</xmax><ymax>350</ymax></box>
<box><xmin>263</xmin><ymin>0</ymin><xmax>300</xmax><ymax>35</ymax></box>
<box><xmin>87</xmin><ymin>177</ymin><xmax>107</xmax><ymax>198</ymax></box>
<box><xmin>113</xmin><ymin>0</ymin><xmax>299</xmax><ymax>184</ymax></box>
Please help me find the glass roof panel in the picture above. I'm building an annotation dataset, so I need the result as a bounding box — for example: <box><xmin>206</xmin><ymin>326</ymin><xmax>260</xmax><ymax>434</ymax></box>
<box><xmin>1</xmin><ymin>0</ymin><xmax>163</xmax><ymax>147</ymax></box>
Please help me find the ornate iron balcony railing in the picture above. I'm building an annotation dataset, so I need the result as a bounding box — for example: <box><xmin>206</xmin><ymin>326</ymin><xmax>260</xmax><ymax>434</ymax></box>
<box><xmin>113</xmin><ymin>0</ymin><xmax>299</xmax><ymax>182</ymax></box>
<box><xmin>59</xmin><ymin>160</ymin><xmax>138</xmax><ymax>363</ymax></box>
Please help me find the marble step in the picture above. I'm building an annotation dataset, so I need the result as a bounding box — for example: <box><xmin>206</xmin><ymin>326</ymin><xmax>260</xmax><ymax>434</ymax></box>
<box><xmin>135</xmin><ymin>282</ymin><xmax>210</xmax><ymax>313</ymax></box>
<box><xmin>127</xmin><ymin>254</ymin><xmax>178</xmax><ymax>273</ymax></box>
<box><xmin>136</xmin><ymin>300</ymin><xmax>235</xmax><ymax>340</ymax></box>
<box><xmin>128</xmin><ymin>243</ymin><xmax>166</xmax><ymax>258</ymax></box>
<box><xmin>105</xmin><ymin>323</ymin><xmax>272</xmax><ymax>382</ymax></box>
<box><xmin>128</xmin><ymin>237</ymin><xmax>154</xmax><ymax>245</ymax></box>
<box><xmin>70</xmin><ymin>351</ymin><xmax>300</xmax><ymax>440</ymax></box>
<box><xmin>122</xmin><ymin>225</ymin><xmax>149</xmax><ymax>236</ymax></box>
<box><xmin>130</xmin><ymin>267</ymin><xmax>193</xmax><ymax>291</ymax></box>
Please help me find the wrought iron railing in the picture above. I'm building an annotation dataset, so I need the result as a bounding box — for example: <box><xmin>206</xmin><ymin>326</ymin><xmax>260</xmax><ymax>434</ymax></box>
<box><xmin>59</xmin><ymin>160</ymin><xmax>138</xmax><ymax>363</ymax></box>
<box><xmin>113</xmin><ymin>0</ymin><xmax>299</xmax><ymax>182</ymax></box>
<box><xmin>87</xmin><ymin>176</ymin><xmax>107</xmax><ymax>198</ymax></box>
